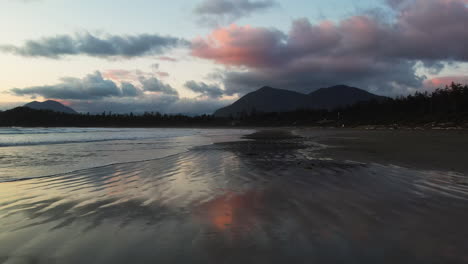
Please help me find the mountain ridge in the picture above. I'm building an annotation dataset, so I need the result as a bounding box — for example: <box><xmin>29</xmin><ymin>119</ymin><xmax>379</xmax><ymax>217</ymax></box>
<box><xmin>24</xmin><ymin>100</ymin><xmax>77</xmax><ymax>114</ymax></box>
<box><xmin>214</xmin><ymin>85</ymin><xmax>386</xmax><ymax>117</ymax></box>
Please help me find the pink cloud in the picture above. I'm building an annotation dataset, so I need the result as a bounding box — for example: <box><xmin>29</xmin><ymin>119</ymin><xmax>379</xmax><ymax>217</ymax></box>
<box><xmin>102</xmin><ymin>69</ymin><xmax>134</xmax><ymax>81</ymax></box>
<box><xmin>54</xmin><ymin>99</ymin><xmax>73</xmax><ymax>107</ymax></box>
<box><xmin>191</xmin><ymin>24</ymin><xmax>285</xmax><ymax>67</ymax></box>
<box><xmin>157</xmin><ymin>56</ymin><xmax>178</xmax><ymax>62</ymax></box>
<box><xmin>192</xmin><ymin>0</ymin><xmax>468</xmax><ymax>67</ymax></box>
<box><xmin>156</xmin><ymin>71</ymin><xmax>170</xmax><ymax>78</ymax></box>
<box><xmin>424</xmin><ymin>76</ymin><xmax>468</xmax><ymax>89</ymax></box>
<box><xmin>191</xmin><ymin>0</ymin><xmax>468</xmax><ymax>95</ymax></box>
<box><xmin>103</xmin><ymin>69</ymin><xmax>170</xmax><ymax>81</ymax></box>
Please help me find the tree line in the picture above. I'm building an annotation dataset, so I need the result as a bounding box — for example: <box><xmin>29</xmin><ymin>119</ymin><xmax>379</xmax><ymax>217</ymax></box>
<box><xmin>239</xmin><ymin>82</ymin><xmax>468</xmax><ymax>127</ymax></box>
<box><xmin>0</xmin><ymin>83</ymin><xmax>467</xmax><ymax>128</ymax></box>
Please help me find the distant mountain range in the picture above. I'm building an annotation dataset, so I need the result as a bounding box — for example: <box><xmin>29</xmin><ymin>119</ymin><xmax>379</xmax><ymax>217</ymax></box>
<box><xmin>24</xmin><ymin>100</ymin><xmax>77</xmax><ymax>114</ymax></box>
<box><xmin>20</xmin><ymin>85</ymin><xmax>383</xmax><ymax>117</ymax></box>
<box><xmin>214</xmin><ymin>85</ymin><xmax>386</xmax><ymax>117</ymax></box>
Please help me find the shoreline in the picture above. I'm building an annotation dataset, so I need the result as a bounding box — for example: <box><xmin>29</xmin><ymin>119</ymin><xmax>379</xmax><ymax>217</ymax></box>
<box><xmin>294</xmin><ymin>128</ymin><xmax>468</xmax><ymax>174</ymax></box>
<box><xmin>1</xmin><ymin>128</ymin><xmax>468</xmax><ymax>263</ymax></box>
<box><xmin>1</xmin><ymin>124</ymin><xmax>468</xmax><ymax>132</ymax></box>
<box><xmin>0</xmin><ymin>128</ymin><xmax>254</xmax><ymax>182</ymax></box>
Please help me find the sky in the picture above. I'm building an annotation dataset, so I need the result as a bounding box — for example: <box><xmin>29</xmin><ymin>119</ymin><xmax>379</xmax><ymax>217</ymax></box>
<box><xmin>0</xmin><ymin>0</ymin><xmax>467</xmax><ymax>114</ymax></box>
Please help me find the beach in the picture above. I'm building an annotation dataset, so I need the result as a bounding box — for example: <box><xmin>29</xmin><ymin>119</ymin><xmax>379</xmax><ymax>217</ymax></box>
<box><xmin>1</xmin><ymin>128</ymin><xmax>468</xmax><ymax>263</ymax></box>
<box><xmin>295</xmin><ymin>128</ymin><xmax>468</xmax><ymax>174</ymax></box>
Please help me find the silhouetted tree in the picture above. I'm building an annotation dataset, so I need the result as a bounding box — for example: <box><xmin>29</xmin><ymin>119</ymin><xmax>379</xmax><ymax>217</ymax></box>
<box><xmin>1</xmin><ymin>83</ymin><xmax>467</xmax><ymax>128</ymax></box>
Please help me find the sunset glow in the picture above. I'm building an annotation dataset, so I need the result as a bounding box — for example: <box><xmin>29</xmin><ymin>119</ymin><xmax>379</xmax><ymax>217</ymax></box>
<box><xmin>0</xmin><ymin>0</ymin><xmax>467</xmax><ymax>113</ymax></box>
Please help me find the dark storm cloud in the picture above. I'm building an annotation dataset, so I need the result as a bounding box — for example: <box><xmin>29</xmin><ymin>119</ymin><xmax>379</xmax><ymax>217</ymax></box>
<box><xmin>221</xmin><ymin>60</ymin><xmax>426</xmax><ymax>96</ymax></box>
<box><xmin>194</xmin><ymin>0</ymin><xmax>277</xmax><ymax>25</ymax></box>
<box><xmin>192</xmin><ymin>0</ymin><xmax>468</xmax><ymax>95</ymax></box>
<box><xmin>184</xmin><ymin>80</ymin><xmax>224</xmax><ymax>98</ymax></box>
<box><xmin>0</xmin><ymin>32</ymin><xmax>188</xmax><ymax>59</ymax></box>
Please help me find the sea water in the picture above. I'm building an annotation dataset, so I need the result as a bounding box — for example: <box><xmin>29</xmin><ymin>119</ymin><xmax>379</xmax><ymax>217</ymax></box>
<box><xmin>0</xmin><ymin>127</ymin><xmax>252</xmax><ymax>182</ymax></box>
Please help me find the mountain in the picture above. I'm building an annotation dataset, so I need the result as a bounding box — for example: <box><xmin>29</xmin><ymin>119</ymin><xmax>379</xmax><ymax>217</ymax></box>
<box><xmin>214</xmin><ymin>86</ymin><xmax>309</xmax><ymax>117</ymax></box>
<box><xmin>214</xmin><ymin>85</ymin><xmax>386</xmax><ymax>117</ymax></box>
<box><xmin>24</xmin><ymin>100</ymin><xmax>77</xmax><ymax>114</ymax></box>
<box><xmin>308</xmin><ymin>85</ymin><xmax>387</xmax><ymax>110</ymax></box>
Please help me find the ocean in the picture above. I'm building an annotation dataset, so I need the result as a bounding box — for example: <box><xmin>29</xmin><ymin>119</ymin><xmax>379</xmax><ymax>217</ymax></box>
<box><xmin>0</xmin><ymin>127</ymin><xmax>252</xmax><ymax>182</ymax></box>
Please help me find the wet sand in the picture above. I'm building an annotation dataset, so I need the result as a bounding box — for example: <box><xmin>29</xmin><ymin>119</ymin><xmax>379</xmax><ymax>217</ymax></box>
<box><xmin>1</xmin><ymin>129</ymin><xmax>468</xmax><ymax>263</ymax></box>
<box><xmin>295</xmin><ymin>128</ymin><xmax>468</xmax><ymax>174</ymax></box>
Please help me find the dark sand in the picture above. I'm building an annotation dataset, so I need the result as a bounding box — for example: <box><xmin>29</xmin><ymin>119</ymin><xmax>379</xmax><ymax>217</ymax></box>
<box><xmin>1</xmin><ymin>129</ymin><xmax>468</xmax><ymax>263</ymax></box>
<box><xmin>295</xmin><ymin>128</ymin><xmax>468</xmax><ymax>174</ymax></box>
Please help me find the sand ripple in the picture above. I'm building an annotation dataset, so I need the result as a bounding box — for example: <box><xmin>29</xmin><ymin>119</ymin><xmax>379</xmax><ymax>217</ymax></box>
<box><xmin>1</xmin><ymin>135</ymin><xmax>468</xmax><ymax>263</ymax></box>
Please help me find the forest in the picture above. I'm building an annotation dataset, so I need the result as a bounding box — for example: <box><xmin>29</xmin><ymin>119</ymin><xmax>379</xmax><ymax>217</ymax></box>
<box><xmin>1</xmin><ymin>83</ymin><xmax>467</xmax><ymax>128</ymax></box>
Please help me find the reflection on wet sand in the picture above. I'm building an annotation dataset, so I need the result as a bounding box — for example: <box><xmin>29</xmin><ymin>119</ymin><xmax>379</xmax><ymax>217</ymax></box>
<box><xmin>196</xmin><ymin>190</ymin><xmax>264</xmax><ymax>232</ymax></box>
<box><xmin>1</xmin><ymin>131</ymin><xmax>468</xmax><ymax>263</ymax></box>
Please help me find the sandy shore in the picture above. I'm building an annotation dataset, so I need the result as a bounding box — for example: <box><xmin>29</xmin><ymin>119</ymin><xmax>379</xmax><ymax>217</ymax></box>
<box><xmin>295</xmin><ymin>128</ymin><xmax>468</xmax><ymax>174</ymax></box>
<box><xmin>1</xmin><ymin>129</ymin><xmax>468</xmax><ymax>263</ymax></box>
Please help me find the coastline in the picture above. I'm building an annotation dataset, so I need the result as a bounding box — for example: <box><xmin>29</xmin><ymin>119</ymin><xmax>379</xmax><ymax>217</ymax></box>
<box><xmin>1</xmin><ymin>128</ymin><xmax>468</xmax><ymax>263</ymax></box>
<box><xmin>294</xmin><ymin>128</ymin><xmax>468</xmax><ymax>174</ymax></box>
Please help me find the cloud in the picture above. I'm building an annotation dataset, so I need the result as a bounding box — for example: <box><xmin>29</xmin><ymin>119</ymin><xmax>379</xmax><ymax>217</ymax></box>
<box><xmin>7</xmin><ymin>69</ymin><xmax>235</xmax><ymax>114</ymax></box>
<box><xmin>185</xmin><ymin>80</ymin><xmax>224</xmax><ymax>98</ymax></box>
<box><xmin>157</xmin><ymin>56</ymin><xmax>178</xmax><ymax>62</ymax></box>
<box><xmin>102</xmin><ymin>69</ymin><xmax>138</xmax><ymax>81</ymax></box>
<box><xmin>194</xmin><ymin>0</ymin><xmax>277</xmax><ymax>26</ymax></box>
<box><xmin>424</xmin><ymin>76</ymin><xmax>468</xmax><ymax>90</ymax></box>
<box><xmin>10</xmin><ymin>71</ymin><xmax>138</xmax><ymax>100</ymax></box>
<box><xmin>0</xmin><ymin>102</ymin><xmax>28</xmax><ymax>111</ymax></box>
<box><xmin>121</xmin><ymin>82</ymin><xmax>141</xmax><ymax>97</ymax></box>
<box><xmin>384</xmin><ymin>0</ymin><xmax>468</xmax><ymax>61</ymax></box>
<box><xmin>192</xmin><ymin>24</ymin><xmax>286</xmax><ymax>67</ymax></box>
<box><xmin>8</xmin><ymin>71</ymin><xmax>231</xmax><ymax>114</ymax></box>
<box><xmin>140</xmin><ymin>77</ymin><xmax>179</xmax><ymax>96</ymax></box>
<box><xmin>103</xmin><ymin>68</ymin><xmax>169</xmax><ymax>81</ymax></box>
<box><xmin>155</xmin><ymin>72</ymin><xmax>170</xmax><ymax>78</ymax></box>
<box><xmin>68</xmin><ymin>95</ymin><xmax>179</xmax><ymax>114</ymax></box>
<box><xmin>63</xmin><ymin>95</ymin><xmax>232</xmax><ymax>115</ymax></box>
<box><xmin>9</xmin><ymin>71</ymin><xmax>182</xmax><ymax>100</ymax></box>
<box><xmin>0</xmin><ymin>32</ymin><xmax>188</xmax><ymax>59</ymax></box>
<box><xmin>13</xmin><ymin>0</ymin><xmax>41</xmax><ymax>2</ymax></box>
<box><xmin>10</xmin><ymin>0</ymin><xmax>42</xmax><ymax>3</ymax></box>
<box><xmin>165</xmin><ymin>97</ymin><xmax>233</xmax><ymax>115</ymax></box>
<box><xmin>192</xmin><ymin>0</ymin><xmax>468</xmax><ymax>96</ymax></box>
